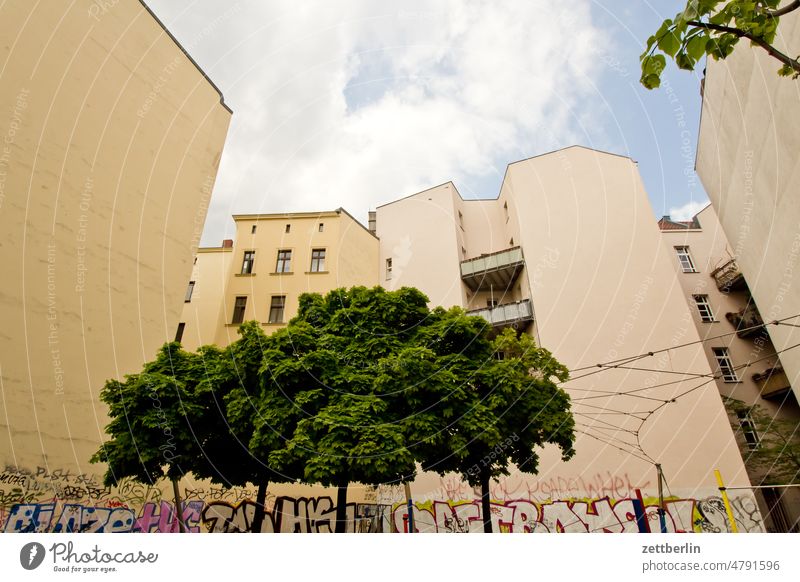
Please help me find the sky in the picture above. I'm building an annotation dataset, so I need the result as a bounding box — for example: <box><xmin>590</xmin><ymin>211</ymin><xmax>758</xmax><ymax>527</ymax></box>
<box><xmin>146</xmin><ymin>0</ymin><xmax>711</xmax><ymax>247</ymax></box>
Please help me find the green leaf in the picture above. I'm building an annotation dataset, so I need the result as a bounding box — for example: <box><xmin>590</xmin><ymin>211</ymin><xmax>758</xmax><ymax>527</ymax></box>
<box><xmin>686</xmin><ymin>33</ymin><xmax>709</xmax><ymax>60</ymax></box>
<box><xmin>658</xmin><ymin>29</ymin><xmax>682</xmax><ymax>56</ymax></box>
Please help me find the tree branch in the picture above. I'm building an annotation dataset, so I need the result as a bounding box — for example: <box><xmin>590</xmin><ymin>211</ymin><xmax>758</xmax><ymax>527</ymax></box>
<box><xmin>766</xmin><ymin>0</ymin><xmax>800</xmax><ymax>18</ymax></box>
<box><xmin>687</xmin><ymin>19</ymin><xmax>800</xmax><ymax>74</ymax></box>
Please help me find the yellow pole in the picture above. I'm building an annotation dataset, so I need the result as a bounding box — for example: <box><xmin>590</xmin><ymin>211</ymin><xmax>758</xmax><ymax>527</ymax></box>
<box><xmin>714</xmin><ymin>469</ymin><xmax>739</xmax><ymax>533</ymax></box>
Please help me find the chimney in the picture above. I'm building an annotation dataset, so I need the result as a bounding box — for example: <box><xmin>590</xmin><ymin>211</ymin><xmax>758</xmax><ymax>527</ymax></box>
<box><xmin>222</xmin><ymin>239</ymin><xmax>233</xmax><ymax>248</ymax></box>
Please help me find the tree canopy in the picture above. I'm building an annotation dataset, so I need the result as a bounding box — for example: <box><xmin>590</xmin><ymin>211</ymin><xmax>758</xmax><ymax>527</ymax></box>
<box><xmin>640</xmin><ymin>1</ymin><xmax>800</xmax><ymax>89</ymax></box>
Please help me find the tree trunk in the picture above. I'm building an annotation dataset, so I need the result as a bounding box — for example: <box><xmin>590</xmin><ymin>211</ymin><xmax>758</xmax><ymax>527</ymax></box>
<box><xmin>480</xmin><ymin>472</ymin><xmax>492</xmax><ymax>533</ymax></box>
<box><xmin>171</xmin><ymin>477</ymin><xmax>185</xmax><ymax>533</ymax></box>
<box><xmin>251</xmin><ymin>480</ymin><xmax>269</xmax><ymax>533</ymax></box>
<box><xmin>334</xmin><ymin>483</ymin><xmax>349</xmax><ymax>533</ymax></box>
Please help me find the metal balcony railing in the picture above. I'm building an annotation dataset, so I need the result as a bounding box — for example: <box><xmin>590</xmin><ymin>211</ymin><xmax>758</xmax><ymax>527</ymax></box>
<box><xmin>753</xmin><ymin>365</ymin><xmax>792</xmax><ymax>400</ymax></box>
<box><xmin>711</xmin><ymin>259</ymin><xmax>746</xmax><ymax>292</ymax></box>
<box><xmin>460</xmin><ymin>247</ymin><xmax>525</xmax><ymax>292</ymax></box>
<box><xmin>468</xmin><ymin>299</ymin><xmax>534</xmax><ymax>330</ymax></box>
<box><xmin>725</xmin><ymin>304</ymin><xmax>765</xmax><ymax>338</ymax></box>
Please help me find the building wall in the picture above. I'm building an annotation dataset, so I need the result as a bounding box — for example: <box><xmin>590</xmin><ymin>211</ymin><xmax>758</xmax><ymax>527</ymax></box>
<box><xmin>179</xmin><ymin>246</ymin><xmax>233</xmax><ymax>352</ymax></box>
<box><xmin>211</xmin><ymin>210</ymin><xmax>379</xmax><ymax>347</ymax></box>
<box><xmin>696</xmin><ymin>11</ymin><xmax>800</xmax><ymax>403</ymax></box>
<box><xmin>376</xmin><ymin>146</ymin><xmax>761</xmax><ymax>532</ymax></box>
<box><xmin>660</xmin><ymin>204</ymin><xmax>800</xmax><ymax>531</ymax></box>
<box><xmin>0</xmin><ymin>0</ymin><xmax>231</xmax><ymax>525</ymax></box>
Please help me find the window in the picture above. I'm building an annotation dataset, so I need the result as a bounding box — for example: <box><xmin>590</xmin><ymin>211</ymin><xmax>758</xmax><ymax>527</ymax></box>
<box><xmin>509</xmin><ymin>237</ymin><xmax>514</xmax><ymax>246</ymax></box>
<box><xmin>693</xmin><ymin>294</ymin><xmax>715</xmax><ymax>322</ymax></box>
<box><xmin>385</xmin><ymin>258</ymin><xmax>393</xmax><ymax>280</ymax></box>
<box><xmin>319</xmin><ymin>223</ymin><xmax>324</xmax><ymax>232</ymax></box>
<box><xmin>268</xmin><ymin>295</ymin><xmax>286</xmax><ymax>323</ymax></box>
<box><xmin>241</xmin><ymin>251</ymin><xmax>255</xmax><ymax>274</ymax></box>
<box><xmin>185</xmin><ymin>281</ymin><xmax>195</xmax><ymax>303</ymax></box>
<box><xmin>175</xmin><ymin>322</ymin><xmax>185</xmax><ymax>343</ymax></box>
<box><xmin>232</xmin><ymin>296</ymin><xmax>247</xmax><ymax>324</ymax></box>
<box><xmin>310</xmin><ymin>249</ymin><xmax>326</xmax><ymax>272</ymax></box>
<box><xmin>457</xmin><ymin>210</ymin><xmax>463</xmax><ymax>228</ymax></box>
<box><xmin>712</xmin><ymin>347</ymin><xmax>739</xmax><ymax>382</ymax></box>
<box><xmin>675</xmin><ymin>246</ymin><xmax>697</xmax><ymax>273</ymax></box>
<box><xmin>275</xmin><ymin>249</ymin><xmax>292</xmax><ymax>273</ymax></box>
<box><xmin>285</xmin><ymin>224</ymin><xmax>291</xmax><ymax>233</ymax></box>
<box><xmin>737</xmin><ymin>409</ymin><xmax>760</xmax><ymax>450</ymax></box>
<box><xmin>487</xmin><ymin>299</ymin><xmax>498</xmax><ymax>308</ymax></box>
<box><xmin>251</xmin><ymin>225</ymin><xmax>257</xmax><ymax>234</ymax></box>
<box><xmin>503</xmin><ymin>201</ymin><xmax>509</xmax><ymax>221</ymax></box>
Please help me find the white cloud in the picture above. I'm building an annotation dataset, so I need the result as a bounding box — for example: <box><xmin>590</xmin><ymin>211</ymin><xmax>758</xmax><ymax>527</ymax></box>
<box><xmin>668</xmin><ymin>199</ymin><xmax>709</xmax><ymax>221</ymax></box>
<box><xmin>148</xmin><ymin>0</ymin><xmax>607</xmax><ymax>245</ymax></box>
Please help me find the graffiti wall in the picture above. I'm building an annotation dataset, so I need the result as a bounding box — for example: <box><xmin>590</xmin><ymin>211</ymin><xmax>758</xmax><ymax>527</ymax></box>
<box><xmin>0</xmin><ymin>465</ymin><xmax>763</xmax><ymax>533</ymax></box>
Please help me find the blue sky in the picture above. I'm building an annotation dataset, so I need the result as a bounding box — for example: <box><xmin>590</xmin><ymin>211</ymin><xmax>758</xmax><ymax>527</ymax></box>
<box><xmin>147</xmin><ymin>1</ymin><xmax>709</xmax><ymax>246</ymax></box>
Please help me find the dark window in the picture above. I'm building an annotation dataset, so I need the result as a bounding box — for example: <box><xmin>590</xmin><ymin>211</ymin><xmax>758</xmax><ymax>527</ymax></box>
<box><xmin>276</xmin><ymin>249</ymin><xmax>292</xmax><ymax>273</ymax></box>
<box><xmin>185</xmin><ymin>281</ymin><xmax>195</xmax><ymax>303</ymax></box>
<box><xmin>269</xmin><ymin>295</ymin><xmax>286</xmax><ymax>323</ymax></box>
<box><xmin>251</xmin><ymin>225</ymin><xmax>257</xmax><ymax>234</ymax></box>
<box><xmin>487</xmin><ymin>299</ymin><xmax>498</xmax><ymax>308</ymax></box>
<box><xmin>232</xmin><ymin>296</ymin><xmax>247</xmax><ymax>324</ymax></box>
<box><xmin>241</xmin><ymin>251</ymin><xmax>255</xmax><ymax>274</ymax></box>
<box><xmin>737</xmin><ymin>409</ymin><xmax>759</xmax><ymax>449</ymax></box>
<box><xmin>175</xmin><ymin>322</ymin><xmax>185</xmax><ymax>343</ymax></box>
<box><xmin>310</xmin><ymin>249</ymin><xmax>326</xmax><ymax>272</ymax></box>
<box><xmin>285</xmin><ymin>224</ymin><xmax>291</xmax><ymax>233</ymax></box>
<box><xmin>713</xmin><ymin>347</ymin><xmax>738</xmax><ymax>382</ymax></box>
<box><xmin>319</xmin><ymin>223</ymin><xmax>324</xmax><ymax>232</ymax></box>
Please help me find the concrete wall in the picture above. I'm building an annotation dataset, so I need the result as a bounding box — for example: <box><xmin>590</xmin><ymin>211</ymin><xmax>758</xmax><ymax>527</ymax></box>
<box><xmin>376</xmin><ymin>146</ymin><xmax>761</xmax><ymax>532</ymax></box>
<box><xmin>696</xmin><ymin>11</ymin><xmax>800</xmax><ymax>402</ymax></box>
<box><xmin>0</xmin><ymin>0</ymin><xmax>230</xmax><ymax>524</ymax></box>
<box><xmin>179</xmin><ymin>247</ymin><xmax>233</xmax><ymax>352</ymax></box>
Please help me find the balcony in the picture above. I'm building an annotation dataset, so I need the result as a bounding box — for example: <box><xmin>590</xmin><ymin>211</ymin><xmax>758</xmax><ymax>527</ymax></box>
<box><xmin>753</xmin><ymin>365</ymin><xmax>792</xmax><ymax>400</ymax></box>
<box><xmin>468</xmin><ymin>299</ymin><xmax>534</xmax><ymax>331</ymax></box>
<box><xmin>725</xmin><ymin>304</ymin><xmax>765</xmax><ymax>338</ymax></box>
<box><xmin>460</xmin><ymin>247</ymin><xmax>525</xmax><ymax>292</ymax></box>
<box><xmin>711</xmin><ymin>259</ymin><xmax>746</xmax><ymax>292</ymax></box>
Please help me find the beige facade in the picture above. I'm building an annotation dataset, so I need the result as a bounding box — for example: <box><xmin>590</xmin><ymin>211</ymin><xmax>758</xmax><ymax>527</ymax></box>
<box><xmin>375</xmin><ymin>146</ymin><xmax>761</xmax><ymax>532</ymax></box>
<box><xmin>0</xmin><ymin>0</ymin><xmax>231</xmax><ymax>531</ymax></box>
<box><xmin>696</xmin><ymin>10</ymin><xmax>800</xmax><ymax>404</ymax></box>
<box><xmin>660</xmin><ymin>205</ymin><xmax>800</xmax><ymax>531</ymax></box>
<box><xmin>179</xmin><ymin>209</ymin><xmax>380</xmax><ymax>352</ymax></box>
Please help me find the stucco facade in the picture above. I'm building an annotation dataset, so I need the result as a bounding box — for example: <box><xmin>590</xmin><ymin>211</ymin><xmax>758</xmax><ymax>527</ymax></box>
<box><xmin>375</xmin><ymin>146</ymin><xmax>761</xmax><ymax>532</ymax></box>
<box><xmin>0</xmin><ymin>0</ymin><xmax>231</xmax><ymax>530</ymax></box>
<box><xmin>660</xmin><ymin>205</ymin><xmax>800</xmax><ymax>531</ymax></box>
<box><xmin>696</xmin><ymin>10</ymin><xmax>800</xmax><ymax>404</ymax></box>
<box><xmin>179</xmin><ymin>209</ymin><xmax>380</xmax><ymax>352</ymax></box>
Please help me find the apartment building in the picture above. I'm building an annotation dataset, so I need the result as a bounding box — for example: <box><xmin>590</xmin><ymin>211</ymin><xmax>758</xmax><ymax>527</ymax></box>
<box><xmin>696</xmin><ymin>10</ymin><xmax>800</xmax><ymax>404</ymax></box>
<box><xmin>375</xmin><ymin>146</ymin><xmax>761</xmax><ymax>532</ymax></box>
<box><xmin>659</xmin><ymin>205</ymin><xmax>800</xmax><ymax>531</ymax></box>
<box><xmin>178</xmin><ymin>209</ymin><xmax>379</xmax><ymax>351</ymax></box>
<box><xmin>0</xmin><ymin>0</ymin><xmax>231</xmax><ymax>525</ymax></box>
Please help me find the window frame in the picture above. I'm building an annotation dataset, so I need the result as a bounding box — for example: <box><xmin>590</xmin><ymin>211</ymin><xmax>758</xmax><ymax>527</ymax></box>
<box><xmin>712</xmin><ymin>347</ymin><xmax>739</xmax><ymax>382</ymax></box>
<box><xmin>385</xmin><ymin>257</ymin><xmax>393</xmax><ymax>280</ymax></box>
<box><xmin>275</xmin><ymin>249</ymin><xmax>292</xmax><ymax>273</ymax></box>
<box><xmin>675</xmin><ymin>246</ymin><xmax>697</xmax><ymax>273</ymax></box>
<box><xmin>310</xmin><ymin>248</ymin><xmax>326</xmax><ymax>272</ymax></box>
<box><xmin>693</xmin><ymin>294</ymin><xmax>715</xmax><ymax>322</ymax></box>
<box><xmin>175</xmin><ymin>322</ymin><xmax>186</xmax><ymax>343</ymax></box>
<box><xmin>737</xmin><ymin>409</ymin><xmax>760</xmax><ymax>450</ymax></box>
<box><xmin>232</xmin><ymin>296</ymin><xmax>248</xmax><ymax>324</ymax></box>
<box><xmin>185</xmin><ymin>281</ymin><xmax>195</xmax><ymax>303</ymax></box>
<box><xmin>241</xmin><ymin>250</ymin><xmax>255</xmax><ymax>275</ymax></box>
<box><xmin>268</xmin><ymin>295</ymin><xmax>286</xmax><ymax>324</ymax></box>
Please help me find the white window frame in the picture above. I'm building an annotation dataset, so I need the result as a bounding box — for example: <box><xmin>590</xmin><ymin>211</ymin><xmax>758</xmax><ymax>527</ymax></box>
<box><xmin>385</xmin><ymin>258</ymin><xmax>393</xmax><ymax>280</ymax></box>
<box><xmin>737</xmin><ymin>409</ymin><xmax>760</xmax><ymax>450</ymax></box>
<box><xmin>712</xmin><ymin>347</ymin><xmax>739</xmax><ymax>382</ymax></box>
<box><xmin>185</xmin><ymin>281</ymin><xmax>195</xmax><ymax>303</ymax></box>
<box><xmin>693</xmin><ymin>294</ymin><xmax>715</xmax><ymax>322</ymax></box>
<box><xmin>675</xmin><ymin>246</ymin><xmax>697</xmax><ymax>273</ymax></box>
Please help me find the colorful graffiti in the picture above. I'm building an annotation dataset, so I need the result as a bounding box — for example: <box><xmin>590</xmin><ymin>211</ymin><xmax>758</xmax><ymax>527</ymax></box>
<box><xmin>201</xmin><ymin>498</ymin><xmax>390</xmax><ymax>533</ymax></box>
<box><xmin>389</xmin><ymin>496</ymin><xmax>763</xmax><ymax>533</ymax></box>
<box><xmin>0</xmin><ymin>465</ymin><xmax>764</xmax><ymax>533</ymax></box>
<box><xmin>2</xmin><ymin>500</ymin><xmax>204</xmax><ymax>533</ymax></box>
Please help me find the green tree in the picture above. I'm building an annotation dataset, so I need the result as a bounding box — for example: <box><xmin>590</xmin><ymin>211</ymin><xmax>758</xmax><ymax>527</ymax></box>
<box><xmin>379</xmin><ymin>310</ymin><xmax>576</xmax><ymax>533</ymax></box>
<box><xmin>640</xmin><ymin>1</ymin><xmax>800</xmax><ymax>89</ymax></box>
<box><xmin>725</xmin><ymin>398</ymin><xmax>800</xmax><ymax>484</ymax></box>
<box><xmin>91</xmin><ymin>342</ymin><xmax>206</xmax><ymax>532</ymax></box>
<box><xmin>264</xmin><ymin>286</ymin><xmax>430</xmax><ymax>533</ymax></box>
